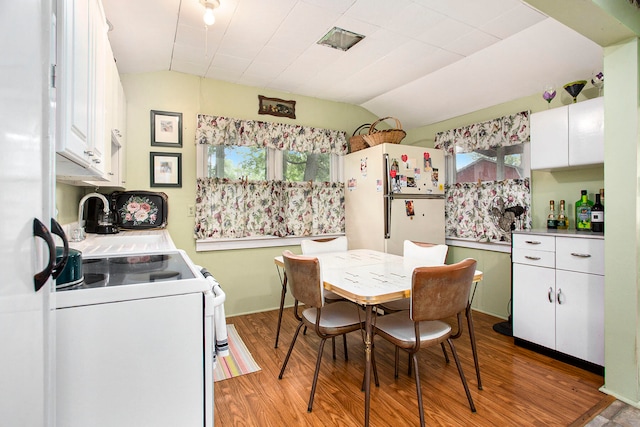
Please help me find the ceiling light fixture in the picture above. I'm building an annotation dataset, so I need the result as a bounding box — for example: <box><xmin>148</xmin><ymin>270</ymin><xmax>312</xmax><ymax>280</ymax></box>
<box><xmin>317</xmin><ymin>27</ymin><xmax>365</xmax><ymax>51</ymax></box>
<box><xmin>200</xmin><ymin>0</ymin><xmax>220</xmax><ymax>26</ymax></box>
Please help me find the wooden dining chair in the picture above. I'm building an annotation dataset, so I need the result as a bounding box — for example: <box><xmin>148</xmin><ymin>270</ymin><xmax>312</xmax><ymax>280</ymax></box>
<box><xmin>278</xmin><ymin>250</ymin><xmax>363</xmax><ymax>413</ymax></box>
<box><xmin>372</xmin><ymin>258</ymin><xmax>478</xmax><ymax>426</ymax></box>
<box><xmin>273</xmin><ymin>237</ymin><xmax>348</xmax><ymax>349</ymax></box>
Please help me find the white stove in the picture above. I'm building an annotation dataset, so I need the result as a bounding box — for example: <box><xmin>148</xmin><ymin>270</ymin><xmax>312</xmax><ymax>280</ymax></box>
<box><xmin>55</xmin><ymin>249</ymin><xmax>216</xmax><ymax>427</ymax></box>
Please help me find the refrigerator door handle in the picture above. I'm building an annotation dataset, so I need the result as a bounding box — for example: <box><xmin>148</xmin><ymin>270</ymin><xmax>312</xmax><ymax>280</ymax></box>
<box><xmin>383</xmin><ymin>154</ymin><xmax>392</xmax><ymax>239</ymax></box>
<box><xmin>33</xmin><ymin>218</ymin><xmax>56</xmax><ymax>292</ymax></box>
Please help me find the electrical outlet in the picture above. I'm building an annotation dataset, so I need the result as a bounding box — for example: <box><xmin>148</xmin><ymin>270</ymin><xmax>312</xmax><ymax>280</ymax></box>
<box><xmin>188</xmin><ymin>205</ymin><xmax>195</xmax><ymax>217</ymax></box>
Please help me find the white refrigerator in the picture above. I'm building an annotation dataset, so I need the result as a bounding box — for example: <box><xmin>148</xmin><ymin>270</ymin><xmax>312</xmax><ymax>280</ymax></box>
<box><xmin>344</xmin><ymin>143</ymin><xmax>445</xmax><ymax>255</ymax></box>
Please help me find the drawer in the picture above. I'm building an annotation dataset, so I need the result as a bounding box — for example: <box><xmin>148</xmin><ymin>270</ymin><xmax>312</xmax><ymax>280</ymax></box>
<box><xmin>556</xmin><ymin>237</ymin><xmax>604</xmax><ymax>275</ymax></box>
<box><xmin>512</xmin><ymin>248</ymin><xmax>555</xmax><ymax>268</ymax></box>
<box><xmin>512</xmin><ymin>234</ymin><xmax>555</xmax><ymax>252</ymax></box>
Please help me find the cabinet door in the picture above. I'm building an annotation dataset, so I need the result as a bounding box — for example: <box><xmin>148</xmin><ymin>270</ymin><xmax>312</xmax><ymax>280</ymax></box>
<box><xmin>530</xmin><ymin>105</ymin><xmax>568</xmax><ymax>170</ymax></box>
<box><xmin>568</xmin><ymin>97</ymin><xmax>604</xmax><ymax>167</ymax></box>
<box><xmin>555</xmin><ymin>270</ymin><xmax>604</xmax><ymax>365</ymax></box>
<box><xmin>513</xmin><ymin>264</ymin><xmax>556</xmax><ymax>349</ymax></box>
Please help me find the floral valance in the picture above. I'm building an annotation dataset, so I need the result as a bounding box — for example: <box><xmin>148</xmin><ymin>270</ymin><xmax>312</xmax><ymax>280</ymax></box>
<box><xmin>194</xmin><ymin>178</ymin><xmax>344</xmax><ymax>239</ymax></box>
<box><xmin>435</xmin><ymin>111</ymin><xmax>530</xmax><ymax>155</ymax></box>
<box><xmin>196</xmin><ymin>114</ymin><xmax>348</xmax><ymax>155</ymax></box>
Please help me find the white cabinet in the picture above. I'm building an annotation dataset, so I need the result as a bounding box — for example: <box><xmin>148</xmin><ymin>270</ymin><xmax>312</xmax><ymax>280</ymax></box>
<box><xmin>531</xmin><ymin>97</ymin><xmax>604</xmax><ymax>170</ymax></box>
<box><xmin>512</xmin><ymin>232</ymin><xmax>604</xmax><ymax>366</ymax></box>
<box><xmin>56</xmin><ymin>0</ymin><xmax>108</xmax><ymax>180</ymax></box>
<box><xmin>83</xmin><ymin>43</ymin><xmax>127</xmax><ymax>188</ymax></box>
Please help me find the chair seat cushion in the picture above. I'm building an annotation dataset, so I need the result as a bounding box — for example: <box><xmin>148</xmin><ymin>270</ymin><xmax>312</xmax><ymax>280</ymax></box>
<box><xmin>302</xmin><ymin>302</ymin><xmax>363</xmax><ymax>333</ymax></box>
<box><xmin>374</xmin><ymin>311</ymin><xmax>451</xmax><ymax>348</ymax></box>
<box><xmin>380</xmin><ymin>298</ymin><xmax>410</xmax><ymax>312</ymax></box>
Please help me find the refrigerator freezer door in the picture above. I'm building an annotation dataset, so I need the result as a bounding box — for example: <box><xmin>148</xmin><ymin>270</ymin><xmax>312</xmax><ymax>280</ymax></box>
<box><xmin>384</xmin><ymin>198</ymin><xmax>445</xmax><ymax>255</ymax></box>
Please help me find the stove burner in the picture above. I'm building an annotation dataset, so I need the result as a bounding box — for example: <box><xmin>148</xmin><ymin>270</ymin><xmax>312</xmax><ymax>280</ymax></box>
<box><xmin>111</xmin><ymin>255</ymin><xmax>170</xmax><ymax>265</ymax></box>
<box><xmin>126</xmin><ymin>271</ymin><xmax>181</xmax><ymax>283</ymax></box>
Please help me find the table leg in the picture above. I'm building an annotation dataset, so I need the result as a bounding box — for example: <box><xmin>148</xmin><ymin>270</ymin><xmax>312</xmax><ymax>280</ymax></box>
<box><xmin>274</xmin><ymin>271</ymin><xmax>287</xmax><ymax>348</ymax></box>
<box><xmin>465</xmin><ymin>303</ymin><xmax>482</xmax><ymax>390</ymax></box>
<box><xmin>363</xmin><ymin>305</ymin><xmax>373</xmax><ymax>427</ymax></box>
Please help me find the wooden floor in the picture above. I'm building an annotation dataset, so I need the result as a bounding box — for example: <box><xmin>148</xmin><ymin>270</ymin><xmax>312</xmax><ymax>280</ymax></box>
<box><xmin>214</xmin><ymin>308</ymin><xmax>607</xmax><ymax>426</ymax></box>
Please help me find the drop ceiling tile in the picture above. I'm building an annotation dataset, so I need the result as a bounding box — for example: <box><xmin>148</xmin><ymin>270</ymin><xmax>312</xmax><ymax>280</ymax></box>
<box><xmin>344</xmin><ymin>0</ymin><xmax>413</xmax><ymax>27</ymax></box>
<box><xmin>413</xmin><ymin>0</ymin><xmax>522</xmax><ymax>27</ymax></box>
<box><xmin>480</xmin><ymin>3</ymin><xmax>546</xmax><ymax>39</ymax></box>
<box><xmin>300</xmin><ymin>0</ymin><xmax>356</xmax><ymax>14</ymax></box>
<box><xmin>210</xmin><ymin>54</ymin><xmax>252</xmax><ymax>72</ymax></box>
<box><xmin>416</xmin><ymin>18</ymin><xmax>474</xmax><ymax>48</ymax></box>
<box><xmin>444</xmin><ymin>29</ymin><xmax>500</xmax><ymax>57</ymax></box>
<box><xmin>385</xmin><ymin>3</ymin><xmax>448</xmax><ymax>38</ymax></box>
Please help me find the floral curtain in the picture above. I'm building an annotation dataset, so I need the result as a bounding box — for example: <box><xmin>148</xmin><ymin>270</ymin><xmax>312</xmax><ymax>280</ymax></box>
<box><xmin>445</xmin><ymin>179</ymin><xmax>531</xmax><ymax>242</ymax></box>
<box><xmin>436</xmin><ymin>111</ymin><xmax>531</xmax><ymax>243</ymax></box>
<box><xmin>194</xmin><ymin>114</ymin><xmax>347</xmax><ymax>241</ymax></box>
<box><xmin>194</xmin><ymin>179</ymin><xmax>344</xmax><ymax>239</ymax></box>
<box><xmin>196</xmin><ymin>114</ymin><xmax>348</xmax><ymax>155</ymax></box>
<box><xmin>435</xmin><ymin>111</ymin><xmax>530</xmax><ymax>154</ymax></box>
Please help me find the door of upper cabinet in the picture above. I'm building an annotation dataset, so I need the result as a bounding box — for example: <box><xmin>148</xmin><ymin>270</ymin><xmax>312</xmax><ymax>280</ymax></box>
<box><xmin>530</xmin><ymin>105</ymin><xmax>568</xmax><ymax>170</ymax></box>
<box><xmin>568</xmin><ymin>97</ymin><xmax>604</xmax><ymax>167</ymax></box>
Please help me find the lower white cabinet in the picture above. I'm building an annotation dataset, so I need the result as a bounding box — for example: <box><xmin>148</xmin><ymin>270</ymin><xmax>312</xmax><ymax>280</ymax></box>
<box><xmin>512</xmin><ymin>232</ymin><xmax>604</xmax><ymax>366</ymax></box>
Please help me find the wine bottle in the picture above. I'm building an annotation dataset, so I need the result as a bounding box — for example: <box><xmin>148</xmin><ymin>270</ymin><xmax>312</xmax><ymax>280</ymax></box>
<box><xmin>557</xmin><ymin>200</ymin><xmax>568</xmax><ymax>229</ymax></box>
<box><xmin>575</xmin><ymin>190</ymin><xmax>593</xmax><ymax>231</ymax></box>
<box><xmin>546</xmin><ymin>200</ymin><xmax>557</xmax><ymax>229</ymax></box>
<box><xmin>591</xmin><ymin>193</ymin><xmax>604</xmax><ymax>233</ymax></box>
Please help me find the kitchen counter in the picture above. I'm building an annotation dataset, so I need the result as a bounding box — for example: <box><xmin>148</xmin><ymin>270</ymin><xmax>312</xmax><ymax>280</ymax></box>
<box><xmin>513</xmin><ymin>229</ymin><xmax>604</xmax><ymax>240</ymax></box>
<box><xmin>68</xmin><ymin>229</ymin><xmax>176</xmax><ymax>256</ymax></box>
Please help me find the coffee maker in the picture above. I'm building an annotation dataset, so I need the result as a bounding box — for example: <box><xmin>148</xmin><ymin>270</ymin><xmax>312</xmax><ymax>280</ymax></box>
<box><xmin>85</xmin><ymin>197</ymin><xmax>119</xmax><ymax>234</ymax></box>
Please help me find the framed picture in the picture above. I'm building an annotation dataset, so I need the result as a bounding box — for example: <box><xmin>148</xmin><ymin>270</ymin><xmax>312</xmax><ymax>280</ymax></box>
<box><xmin>150</xmin><ymin>110</ymin><xmax>182</xmax><ymax>147</ymax></box>
<box><xmin>258</xmin><ymin>95</ymin><xmax>296</xmax><ymax>119</ymax></box>
<box><xmin>150</xmin><ymin>152</ymin><xmax>182</xmax><ymax>188</ymax></box>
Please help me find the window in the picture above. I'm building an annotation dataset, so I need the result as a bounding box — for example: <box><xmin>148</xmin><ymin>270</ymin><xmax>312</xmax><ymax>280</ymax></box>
<box><xmin>449</xmin><ymin>143</ymin><xmax>529</xmax><ymax>184</ymax></box>
<box><xmin>199</xmin><ymin>145</ymin><xmax>340</xmax><ymax>182</ymax></box>
<box><xmin>207</xmin><ymin>145</ymin><xmax>266</xmax><ymax>180</ymax></box>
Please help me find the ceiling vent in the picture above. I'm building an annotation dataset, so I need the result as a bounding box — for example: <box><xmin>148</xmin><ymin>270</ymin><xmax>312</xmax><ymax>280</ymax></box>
<box><xmin>317</xmin><ymin>27</ymin><xmax>365</xmax><ymax>51</ymax></box>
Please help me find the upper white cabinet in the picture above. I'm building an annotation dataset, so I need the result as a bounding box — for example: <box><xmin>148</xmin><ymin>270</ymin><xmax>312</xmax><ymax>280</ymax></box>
<box><xmin>531</xmin><ymin>97</ymin><xmax>604</xmax><ymax>170</ymax></box>
<box><xmin>83</xmin><ymin>42</ymin><xmax>127</xmax><ymax>188</ymax></box>
<box><xmin>56</xmin><ymin>0</ymin><xmax>108</xmax><ymax>179</ymax></box>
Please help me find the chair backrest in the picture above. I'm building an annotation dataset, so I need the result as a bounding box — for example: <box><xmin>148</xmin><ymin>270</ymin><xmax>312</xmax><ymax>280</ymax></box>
<box><xmin>410</xmin><ymin>258</ymin><xmax>477</xmax><ymax>322</ymax></box>
<box><xmin>403</xmin><ymin>240</ymin><xmax>448</xmax><ymax>265</ymax></box>
<box><xmin>301</xmin><ymin>236</ymin><xmax>348</xmax><ymax>255</ymax></box>
<box><xmin>282</xmin><ymin>250</ymin><xmax>324</xmax><ymax>308</ymax></box>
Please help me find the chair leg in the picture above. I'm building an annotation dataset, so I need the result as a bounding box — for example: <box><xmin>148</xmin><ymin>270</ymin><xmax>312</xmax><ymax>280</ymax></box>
<box><xmin>274</xmin><ymin>273</ymin><xmax>287</xmax><ymax>348</ymax></box>
<box><xmin>466</xmin><ymin>304</ymin><xmax>482</xmax><ymax>390</ymax></box>
<box><xmin>407</xmin><ymin>351</ymin><xmax>412</xmax><ymax>376</ymax></box>
<box><xmin>278</xmin><ymin>321</ymin><xmax>303</xmax><ymax>379</ymax></box>
<box><xmin>440</xmin><ymin>342</ymin><xmax>450</xmax><ymax>363</ymax></box>
<box><xmin>412</xmin><ymin>353</ymin><xmax>425</xmax><ymax>427</ymax></box>
<box><xmin>343</xmin><ymin>334</ymin><xmax>349</xmax><ymax>361</ymax></box>
<box><xmin>394</xmin><ymin>346</ymin><xmax>400</xmax><ymax>378</ymax></box>
<box><xmin>447</xmin><ymin>338</ymin><xmax>476</xmax><ymax>412</ymax></box>
<box><xmin>308</xmin><ymin>338</ymin><xmax>328</xmax><ymax>412</ymax></box>
<box><xmin>332</xmin><ymin>337</ymin><xmax>336</xmax><ymax>360</ymax></box>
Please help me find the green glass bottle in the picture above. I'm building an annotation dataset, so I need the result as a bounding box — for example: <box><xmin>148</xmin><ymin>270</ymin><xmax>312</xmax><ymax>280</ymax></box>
<box><xmin>575</xmin><ymin>190</ymin><xmax>593</xmax><ymax>231</ymax></box>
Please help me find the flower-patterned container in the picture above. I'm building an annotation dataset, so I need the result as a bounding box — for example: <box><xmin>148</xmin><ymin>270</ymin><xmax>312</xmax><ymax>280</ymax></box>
<box><xmin>111</xmin><ymin>191</ymin><xmax>169</xmax><ymax>229</ymax></box>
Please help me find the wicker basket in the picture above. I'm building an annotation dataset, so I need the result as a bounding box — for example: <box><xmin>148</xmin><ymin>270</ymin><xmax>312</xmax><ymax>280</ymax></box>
<box><xmin>348</xmin><ymin>123</ymin><xmax>371</xmax><ymax>153</ymax></box>
<box><xmin>362</xmin><ymin>116</ymin><xmax>406</xmax><ymax>146</ymax></box>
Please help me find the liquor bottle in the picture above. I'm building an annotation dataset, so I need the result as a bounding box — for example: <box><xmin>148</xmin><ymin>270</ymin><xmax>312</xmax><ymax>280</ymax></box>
<box><xmin>575</xmin><ymin>190</ymin><xmax>593</xmax><ymax>231</ymax></box>
<box><xmin>557</xmin><ymin>200</ymin><xmax>568</xmax><ymax>229</ymax></box>
<box><xmin>546</xmin><ymin>200</ymin><xmax>557</xmax><ymax>229</ymax></box>
<box><xmin>591</xmin><ymin>193</ymin><xmax>604</xmax><ymax>233</ymax></box>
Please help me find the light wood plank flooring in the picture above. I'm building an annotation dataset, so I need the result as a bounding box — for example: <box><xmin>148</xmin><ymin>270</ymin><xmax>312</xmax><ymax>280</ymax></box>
<box><xmin>214</xmin><ymin>308</ymin><xmax>607</xmax><ymax>426</ymax></box>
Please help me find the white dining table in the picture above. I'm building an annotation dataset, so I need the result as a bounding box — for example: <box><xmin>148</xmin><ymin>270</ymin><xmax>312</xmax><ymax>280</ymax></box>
<box><xmin>274</xmin><ymin>249</ymin><xmax>483</xmax><ymax>427</ymax></box>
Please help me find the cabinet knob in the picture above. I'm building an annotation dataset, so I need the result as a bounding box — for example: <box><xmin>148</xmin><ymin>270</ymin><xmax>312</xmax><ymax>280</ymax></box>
<box><xmin>92</xmin><ymin>158</ymin><xmax>101</xmax><ymax>164</ymax></box>
<box><xmin>84</xmin><ymin>150</ymin><xmax>95</xmax><ymax>156</ymax></box>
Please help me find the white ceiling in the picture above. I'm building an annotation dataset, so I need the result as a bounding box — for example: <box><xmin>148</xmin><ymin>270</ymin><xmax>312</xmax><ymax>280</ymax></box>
<box><xmin>102</xmin><ymin>0</ymin><xmax>603</xmax><ymax>130</ymax></box>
